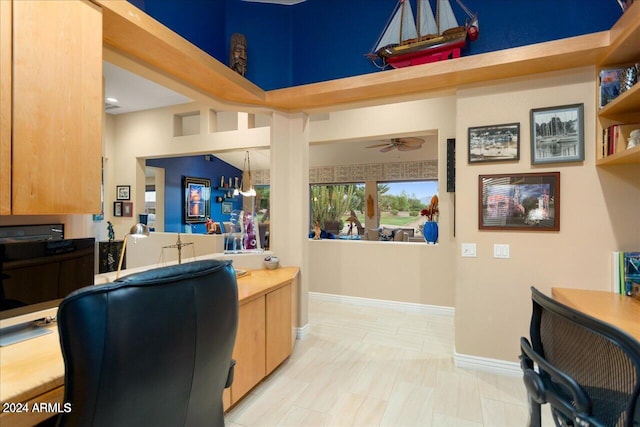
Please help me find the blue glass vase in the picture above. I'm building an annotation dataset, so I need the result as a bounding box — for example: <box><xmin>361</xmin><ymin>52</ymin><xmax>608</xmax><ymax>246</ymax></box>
<box><xmin>423</xmin><ymin>221</ymin><xmax>438</xmax><ymax>244</ymax></box>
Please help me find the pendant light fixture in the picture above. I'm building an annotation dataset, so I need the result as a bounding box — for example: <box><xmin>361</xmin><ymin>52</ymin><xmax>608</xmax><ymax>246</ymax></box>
<box><xmin>237</xmin><ymin>150</ymin><xmax>256</xmax><ymax>197</ymax></box>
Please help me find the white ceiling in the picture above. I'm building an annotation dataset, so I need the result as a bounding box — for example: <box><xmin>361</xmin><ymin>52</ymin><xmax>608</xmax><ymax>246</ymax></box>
<box><xmin>104</xmin><ymin>62</ymin><xmax>437</xmax><ymax>171</ymax></box>
<box><xmin>103</xmin><ymin>62</ymin><xmax>191</xmax><ymax>115</ymax></box>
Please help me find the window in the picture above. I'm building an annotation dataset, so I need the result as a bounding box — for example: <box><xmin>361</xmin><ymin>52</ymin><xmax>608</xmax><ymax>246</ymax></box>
<box><xmin>378</xmin><ymin>181</ymin><xmax>438</xmax><ymax>236</ymax></box>
<box><xmin>309</xmin><ymin>180</ymin><xmax>437</xmax><ymax>239</ymax></box>
<box><xmin>310</xmin><ymin>184</ymin><xmax>364</xmax><ymax>235</ymax></box>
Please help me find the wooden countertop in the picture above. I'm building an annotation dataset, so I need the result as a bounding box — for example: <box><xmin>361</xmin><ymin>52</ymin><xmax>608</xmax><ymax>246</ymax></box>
<box><xmin>236</xmin><ymin>267</ymin><xmax>298</xmax><ymax>304</ymax></box>
<box><xmin>552</xmin><ymin>288</ymin><xmax>640</xmax><ymax>342</ymax></box>
<box><xmin>0</xmin><ymin>266</ymin><xmax>299</xmax><ymax>419</ymax></box>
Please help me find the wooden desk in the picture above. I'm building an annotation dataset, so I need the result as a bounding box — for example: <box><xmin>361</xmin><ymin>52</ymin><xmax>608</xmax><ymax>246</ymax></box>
<box><xmin>0</xmin><ymin>266</ymin><xmax>299</xmax><ymax>427</ymax></box>
<box><xmin>552</xmin><ymin>288</ymin><xmax>640</xmax><ymax>342</ymax></box>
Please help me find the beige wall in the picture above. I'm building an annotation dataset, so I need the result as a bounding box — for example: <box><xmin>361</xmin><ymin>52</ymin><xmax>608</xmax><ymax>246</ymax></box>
<box><xmin>309</xmin><ymin>240</ymin><xmax>455</xmax><ymax>308</ymax></box>
<box><xmin>306</xmin><ymin>95</ymin><xmax>458</xmax><ymax>309</ymax></box>
<box><xmin>454</xmin><ymin>67</ymin><xmax>640</xmax><ymax>362</ymax></box>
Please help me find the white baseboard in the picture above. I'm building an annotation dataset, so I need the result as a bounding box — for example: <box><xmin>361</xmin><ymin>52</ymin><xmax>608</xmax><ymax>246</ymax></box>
<box><xmin>295</xmin><ymin>323</ymin><xmax>310</xmax><ymax>339</ymax></box>
<box><xmin>453</xmin><ymin>349</ymin><xmax>522</xmax><ymax>377</ymax></box>
<box><xmin>308</xmin><ymin>291</ymin><xmax>454</xmax><ymax>317</ymax></box>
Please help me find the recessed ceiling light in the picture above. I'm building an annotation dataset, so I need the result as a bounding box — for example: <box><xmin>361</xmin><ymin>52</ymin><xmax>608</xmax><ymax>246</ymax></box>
<box><xmin>106</xmin><ymin>97</ymin><xmax>119</xmax><ymax>103</ymax></box>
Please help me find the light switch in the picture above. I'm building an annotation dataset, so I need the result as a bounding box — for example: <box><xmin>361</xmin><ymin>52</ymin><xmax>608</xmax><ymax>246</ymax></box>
<box><xmin>494</xmin><ymin>244</ymin><xmax>510</xmax><ymax>259</ymax></box>
<box><xmin>461</xmin><ymin>243</ymin><xmax>477</xmax><ymax>257</ymax></box>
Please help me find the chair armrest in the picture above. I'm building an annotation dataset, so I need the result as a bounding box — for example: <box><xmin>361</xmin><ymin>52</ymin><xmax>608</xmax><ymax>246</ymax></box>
<box><xmin>520</xmin><ymin>337</ymin><xmax>595</xmax><ymax>423</ymax></box>
<box><xmin>225</xmin><ymin>359</ymin><xmax>236</xmax><ymax>389</ymax></box>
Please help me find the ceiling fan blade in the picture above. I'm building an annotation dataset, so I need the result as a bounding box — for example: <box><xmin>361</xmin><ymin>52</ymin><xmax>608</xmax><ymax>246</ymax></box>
<box><xmin>380</xmin><ymin>145</ymin><xmax>396</xmax><ymax>152</ymax></box>
<box><xmin>366</xmin><ymin>143</ymin><xmax>392</xmax><ymax>149</ymax></box>
<box><xmin>398</xmin><ymin>144</ymin><xmax>421</xmax><ymax>151</ymax></box>
<box><xmin>399</xmin><ymin>137</ymin><xmax>424</xmax><ymax>146</ymax></box>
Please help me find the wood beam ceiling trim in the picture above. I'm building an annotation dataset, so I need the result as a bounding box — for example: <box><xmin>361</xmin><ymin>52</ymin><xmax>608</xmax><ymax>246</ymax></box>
<box><xmin>97</xmin><ymin>0</ymin><xmax>266</xmax><ymax>107</ymax></box>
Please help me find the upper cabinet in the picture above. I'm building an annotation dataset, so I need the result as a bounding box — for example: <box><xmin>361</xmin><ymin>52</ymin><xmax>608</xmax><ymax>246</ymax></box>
<box><xmin>1</xmin><ymin>0</ymin><xmax>103</xmax><ymax>215</ymax></box>
<box><xmin>595</xmin><ymin>2</ymin><xmax>640</xmax><ymax>166</ymax></box>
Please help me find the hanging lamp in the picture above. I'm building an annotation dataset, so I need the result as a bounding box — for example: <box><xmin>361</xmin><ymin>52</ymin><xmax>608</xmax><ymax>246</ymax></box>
<box><xmin>238</xmin><ymin>150</ymin><xmax>256</xmax><ymax>197</ymax></box>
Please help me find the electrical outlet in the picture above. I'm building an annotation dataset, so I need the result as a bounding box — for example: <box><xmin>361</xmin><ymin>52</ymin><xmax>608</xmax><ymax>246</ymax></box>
<box><xmin>461</xmin><ymin>243</ymin><xmax>477</xmax><ymax>257</ymax></box>
<box><xmin>494</xmin><ymin>244</ymin><xmax>510</xmax><ymax>259</ymax></box>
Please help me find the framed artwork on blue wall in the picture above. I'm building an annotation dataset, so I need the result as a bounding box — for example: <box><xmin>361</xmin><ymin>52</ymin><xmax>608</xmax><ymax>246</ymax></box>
<box><xmin>184</xmin><ymin>176</ymin><xmax>210</xmax><ymax>223</ymax></box>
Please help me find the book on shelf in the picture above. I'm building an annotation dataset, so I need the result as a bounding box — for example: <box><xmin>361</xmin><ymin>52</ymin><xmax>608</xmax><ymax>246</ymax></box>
<box><xmin>612</xmin><ymin>251</ymin><xmax>640</xmax><ymax>296</ymax></box>
<box><xmin>602</xmin><ymin>122</ymin><xmax>640</xmax><ymax>157</ymax></box>
<box><xmin>599</xmin><ymin>68</ymin><xmax>623</xmax><ymax>108</ymax></box>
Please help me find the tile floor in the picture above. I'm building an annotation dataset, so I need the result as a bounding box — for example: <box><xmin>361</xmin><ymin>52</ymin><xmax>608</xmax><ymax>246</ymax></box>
<box><xmin>225</xmin><ymin>296</ymin><xmax>554</xmax><ymax>426</ymax></box>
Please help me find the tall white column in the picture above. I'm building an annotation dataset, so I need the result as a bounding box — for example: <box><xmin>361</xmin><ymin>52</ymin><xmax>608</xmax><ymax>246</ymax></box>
<box><xmin>270</xmin><ymin>111</ymin><xmax>310</xmax><ymax>328</ymax></box>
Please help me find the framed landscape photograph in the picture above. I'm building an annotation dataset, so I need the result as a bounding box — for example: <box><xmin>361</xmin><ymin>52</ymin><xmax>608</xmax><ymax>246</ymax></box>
<box><xmin>530</xmin><ymin>104</ymin><xmax>584</xmax><ymax>165</ymax></box>
<box><xmin>184</xmin><ymin>176</ymin><xmax>211</xmax><ymax>223</ymax></box>
<box><xmin>468</xmin><ymin>123</ymin><xmax>520</xmax><ymax>163</ymax></box>
<box><xmin>116</xmin><ymin>185</ymin><xmax>130</xmax><ymax>200</ymax></box>
<box><xmin>479</xmin><ymin>172</ymin><xmax>560</xmax><ymax>231</ymax></box>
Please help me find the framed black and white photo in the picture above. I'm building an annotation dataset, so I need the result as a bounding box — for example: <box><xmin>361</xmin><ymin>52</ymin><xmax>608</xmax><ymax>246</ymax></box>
<box><xmin>468</xmin><ymin>123</ymin><xmax>520</xmax><ymax>163</ymax></box>
<box><xmin>113</xmin><ymin>201</ymin><xmax>123</xmax><ymax>217</ymax></box>
<box><xmin>116</xmin><ymin>185</ymin><xmax>130</xmax><ymax>200</ymax></box>
<box><xmin>530</xmin><ymin>104</ymin><xmax>584</xmax><ymax>165</ymax></box>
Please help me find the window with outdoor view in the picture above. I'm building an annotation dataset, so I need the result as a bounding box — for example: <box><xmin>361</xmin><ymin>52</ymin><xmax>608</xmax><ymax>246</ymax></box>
<box><xmin>309</xmin><ymin>180</ymin><xmax>438</xmax><ymax>241</ymax></box>
<box><xmin>377</xmin><ymin>181</ymin><xmax>438</xmax><ymax>238</ymax></box>
<box><xmin>310</xmin><ymin>183</ymin><xmax>365</xmax><ymax>236</ymax></box>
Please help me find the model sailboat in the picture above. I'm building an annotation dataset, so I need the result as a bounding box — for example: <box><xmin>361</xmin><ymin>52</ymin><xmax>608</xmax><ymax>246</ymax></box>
<box><xmin>367</xmin><ymin>0</ymin><xmax>479</xmax><ymax>69</ymax></box>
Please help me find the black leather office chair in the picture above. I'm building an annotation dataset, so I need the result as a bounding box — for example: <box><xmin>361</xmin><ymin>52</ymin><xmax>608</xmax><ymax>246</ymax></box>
<box><xmin>56</xmin><ymin>260</ymin><xmax>238</xmax><ymax>427</ymax></box>
<box><xmin>520</xmin><ymin>287</ymin><xmax>640</xmax><ymax>427</ymax></box>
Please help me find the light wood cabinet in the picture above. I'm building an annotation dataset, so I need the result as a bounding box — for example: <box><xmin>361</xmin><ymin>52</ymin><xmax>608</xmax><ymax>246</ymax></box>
<box><xmin>2</xmin><ymin>0</ymin><xmax>102</xmax><ymax>215</ymax></box>
<box><xmin>595</xmin><ymin>3</ymin><xmax>640</xmax><ymax>166</ymax></box>
<box><xmin>266</xmin><ymin>285</ymin><xmax>292</xmax><ymax>374</ymax></box>
<box><xmin>230</xmin><ymin>296</ymin><xmax>266</xmax><ymax>404</ymax></box>
<box><xmin>228</xmin><ymin>267</ymin><xmax>299</xmax><ymax>407</ymax></box>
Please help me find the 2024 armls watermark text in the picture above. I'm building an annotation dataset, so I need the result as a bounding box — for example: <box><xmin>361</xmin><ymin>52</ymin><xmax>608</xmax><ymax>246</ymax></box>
<box><xmin>2</xmin><ymin>402</ymin><xmax>72</xmax><ymax>414</ymax></box>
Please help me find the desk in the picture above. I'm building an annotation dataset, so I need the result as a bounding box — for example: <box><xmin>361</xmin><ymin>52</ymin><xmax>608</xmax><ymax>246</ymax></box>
<box><xmin>0</xmin><ymin>266</ymin><xmax>299</xmax><ymax>427</ymax></box>
<box><xmin>552</xmin><ymin>288</ymin><xmax>640</xmax><ymax>342</ymax></box>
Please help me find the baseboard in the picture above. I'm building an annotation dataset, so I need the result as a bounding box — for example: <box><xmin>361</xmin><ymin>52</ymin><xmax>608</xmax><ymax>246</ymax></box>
<box><xmin>453</xmin><ymin>349</ymin><xmax>522</xmax><ymax>377</ymax></box>
<box><xmin>295</xmin><ymin>323</ymin><xmax>310</xmax><ymax>339</ymax></box>
<box><xmin>308</xmin><ymin>291</ymin><xmax>454</xmax><ymax>317</ymax></box>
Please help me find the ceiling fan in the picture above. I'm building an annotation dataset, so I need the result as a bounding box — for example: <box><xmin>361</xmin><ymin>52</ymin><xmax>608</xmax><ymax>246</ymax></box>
<box><xmin>366</xmin><ymin>137</ymin><xmax>424</xmax><ymax>153</ymax></box>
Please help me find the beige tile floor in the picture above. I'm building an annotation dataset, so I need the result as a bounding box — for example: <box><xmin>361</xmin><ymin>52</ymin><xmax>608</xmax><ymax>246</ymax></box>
<box><xmin>225</xmin><ymin>296</ymin><xmax>555</xmax><ymax>427</ymax></box>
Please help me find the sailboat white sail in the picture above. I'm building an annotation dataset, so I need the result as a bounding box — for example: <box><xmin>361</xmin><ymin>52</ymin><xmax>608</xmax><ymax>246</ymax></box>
<box><xmin>418</xmin><ymin>0</ymin><xmax>437</xmax><ymax>35</ymax></box>
<box><xmin>374</xmin><ymin>1</ymin><xmax>417</xmax><ymax>52</ymax></box>
<box><xmin>438</xmin><ymin>0</ymin><xmax>459</xmax><ymax>33</ymax></box>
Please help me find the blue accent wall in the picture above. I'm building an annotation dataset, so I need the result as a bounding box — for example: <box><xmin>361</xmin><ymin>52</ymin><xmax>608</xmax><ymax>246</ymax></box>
<box><xmin>131</xmin><ymin>0</ymin><xmax>622</xmax><ymax>89</ymax></box>
<box><xmin>146</xmin><ymin>155</ymin><xmax>242</xmax><ymax>234</ymax></box>
<box><xmin>142</xmin><ymin>0</ymin><xmax>227</xmax><ymax>60</ymax></box>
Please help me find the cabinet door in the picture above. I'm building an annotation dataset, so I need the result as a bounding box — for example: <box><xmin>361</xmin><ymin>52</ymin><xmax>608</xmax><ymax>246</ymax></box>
<box><xmin>12</xmin><ymin>0</ymin><xmax>102</xmax><ymax>214</ymax></box>
<box><xmin>0</xmin><ymin>0</ymin><xmax>11</xmax><ymax>215</ymax></box>
<box><xmin>266</xmin><ymin>284</ymin><xmax>291</xmax><ymax>374</ymax></box>
<box><xmin>231</xmin><ymin>297</ymin><xmax>265</xmax><ymax>404</ymax></box>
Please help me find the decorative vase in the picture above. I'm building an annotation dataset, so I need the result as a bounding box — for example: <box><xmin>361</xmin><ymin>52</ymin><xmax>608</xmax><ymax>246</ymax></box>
<box><xmin>423</xmin><ymin>221</ymin><xmax>438</xmax><ymax>244</ymax></box>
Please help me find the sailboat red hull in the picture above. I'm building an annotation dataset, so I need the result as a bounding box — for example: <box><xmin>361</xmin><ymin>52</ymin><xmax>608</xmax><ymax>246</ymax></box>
<box><xmin>381</xmin><ymin>30</ymin><xmax>468</xmax><ymax>68</ymax></box>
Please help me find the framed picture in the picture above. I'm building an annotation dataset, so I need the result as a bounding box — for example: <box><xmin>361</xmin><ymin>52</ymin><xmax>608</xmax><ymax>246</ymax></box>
<box><xmin>184</xmin><ymin>176</ymin><xmax>211</xmax><ymax>223</ymax></box>
<box><xmin>530</xmin><ymin>104</ymin><xmax>584</xmax><ymax>165</ymax></box>
<box><xmin>116</xmin><ymin>185</ymin><xmax>130</xmax><ymax>200</ymax></box>
<box><xmin>479</xmin><ymin>172</ymin><xmax>560</xmax><ymax>231</ymax></box>
<box><xmin>113</xmin><ymin>201</ymin><xmax>123</xmax><ymax>217</ymax></box>
<box><xmin>122</xmin><ymin>201</ymin><xmax>133</xmax><ymax>217</ymax></box>
<box><xmin>468</xmin><ymin>123</ymin><xmax>520</xmax><ymax>163</ymax></box>
<box><xmin>222</xmin><ymin>202</ymin><xmax>233</xmax><ymax>214</ymax></box>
